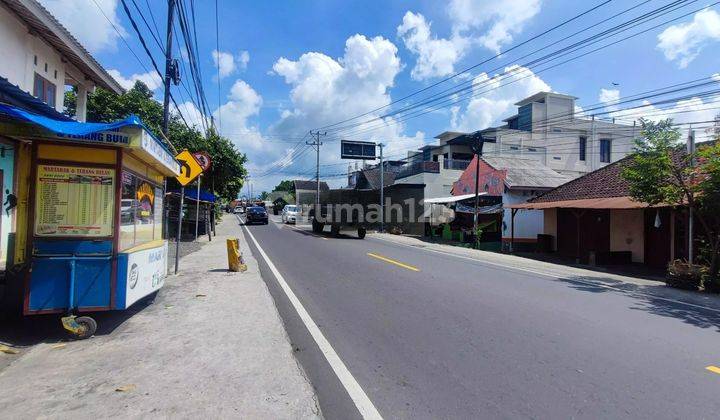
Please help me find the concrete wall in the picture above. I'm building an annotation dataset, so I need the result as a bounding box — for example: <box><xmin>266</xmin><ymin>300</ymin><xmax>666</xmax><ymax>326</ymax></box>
<box><xmin>502</xmin><ymin>191</ymin><xmax>544</xmax><ymax>241</ymax></box>
<box><xmin>609</xmin><ymin>209</ymin><xmax>644</xmax><ymax>263</ymax></box>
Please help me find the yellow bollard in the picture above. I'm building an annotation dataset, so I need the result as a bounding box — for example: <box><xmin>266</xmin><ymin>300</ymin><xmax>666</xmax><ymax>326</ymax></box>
<box><xmin>226</xmin><ymin>238</ymin><xmax>247</xmax><ymax>272</ymax></box>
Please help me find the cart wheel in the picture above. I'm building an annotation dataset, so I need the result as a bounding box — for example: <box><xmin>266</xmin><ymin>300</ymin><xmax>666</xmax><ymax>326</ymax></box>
<box><xmin>73</xmin><ymin>316</ymin><xmax>97</xmax><ymax>339</ymax></box>
<box><xmin>358</xmin><ymin>227</ymin><xmax>366</xmax><ymax>239</ymax></box>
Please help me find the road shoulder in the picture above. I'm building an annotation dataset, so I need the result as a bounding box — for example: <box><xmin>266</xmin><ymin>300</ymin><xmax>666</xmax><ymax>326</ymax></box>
<box><xmin>0</xmin><ymin>217</ymin><xmax>321</xmax><ymax>419</ymax></box>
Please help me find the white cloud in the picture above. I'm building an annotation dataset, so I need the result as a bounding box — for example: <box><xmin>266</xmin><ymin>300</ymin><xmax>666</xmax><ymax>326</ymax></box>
<box><xmin>216</xmin><ymin>79</ymin><xmax>264</xmax><ymax>150</ymax></box>
<box><xmin>107</xmin><ymin>69</ymin><xmax>162</xmax><ymax>91</ymax></box>
<box><xmin>657</xmin><ymin>8</ymin><xmax>720</xmax><ymax>69</ymax></box>
<box><xmin>599</xmin><ymin>88</ymin><xmax>620</xmax><ymax>105</ymax></box>
<box><xmin>450</xmin><ymin>65</ymin><xmax>550</xmax><ymax>132</ymax></box>
<box><xmin>174</xmin><ymin>101</ymin><xmax>207</xmax><ymax>130</ymax></box>
<box><xmin>39</xmin><ymin>0</ymin><xmax>125</xmax><ymax>53</ymax></box>
<box><xmin>252</xmin><ymin>34</ymin><xmax>425</xmax><ymax>190</ymax></box>
<box><xmin>398</xmin><ymin>0</ymin><xmax>541</xmax><ymax>80</ymax></box>
<box><xmin>397</xmin><ymin>12</ymin><xmax>467</xmax><ymax>80</ymax></box>
<box><xmin>448</xmin><ymin>0</ymin><xmax>542</xmax><ymax>53</ymax></box>
<box><xmin>212</xmin><ymin>50</ymin><xmax>250</xmax><ymax>78</ymax></box>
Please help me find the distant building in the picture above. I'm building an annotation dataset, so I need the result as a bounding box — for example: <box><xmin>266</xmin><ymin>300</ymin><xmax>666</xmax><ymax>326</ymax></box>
<box><xmin>473</xmin><ymin>92</ymin><xmax>638</xmax><ymax>178</ymax></box>
<box><xmin>292</xmin><ymin>180</ymin><xmax>329</xmax><ymax>206</ymax></box>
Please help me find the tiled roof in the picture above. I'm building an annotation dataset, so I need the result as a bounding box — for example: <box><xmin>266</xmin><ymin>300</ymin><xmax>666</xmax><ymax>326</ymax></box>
<box><xmin>529</xmin><ymin>159</ymin><xmax>632</xmax><ymax>203</ymax></box>
<box><xmin>360</xmin><ymin>168</ymin><xmax>396</xmax><ymax>190</ymax></box>
<box><xmin>530</xmin><ymin>146</ymin><xmax>699</xmax><ymax>203</ymax></box>
<box><xmin>293</xmin><ymin>180</ymin><xmax>329</xmax><ymax>192</ymax></box>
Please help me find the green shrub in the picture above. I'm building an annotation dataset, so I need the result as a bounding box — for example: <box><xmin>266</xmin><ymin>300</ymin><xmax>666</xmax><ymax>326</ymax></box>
<box><xmin>666</xmin><ymin>260</ymin><xmax>704</xmax><ymax>291</ymax></box>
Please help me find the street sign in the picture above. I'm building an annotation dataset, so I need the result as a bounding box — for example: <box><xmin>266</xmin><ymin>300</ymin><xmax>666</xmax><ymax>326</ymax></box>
<box><xmin>193</xmin><ymin>151</ymin><xmax>212</xmax><ymax>171</ymax></box>
<box><xmin>341</xmin><ymin>140</ymin><xmax>376</xmax><ymax>160</ymax></box>
<box><xmin>175</xmin><ymin>150</ymin><xmax>203</xmax><ymax>186</ymax></box>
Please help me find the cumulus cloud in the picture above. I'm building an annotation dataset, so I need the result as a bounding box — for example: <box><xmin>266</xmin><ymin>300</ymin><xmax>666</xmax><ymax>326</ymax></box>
<box><xmin>107</xmin><ymin>69</ymin><xmax>162</xmax><ymax>91</ymax></box>
<box><xmin>448</xmin><ymin>0</ymin><xmax>542</xmax><ymax>53</ymax></box>
<box><xmin>212</xmin><ymin>50</ymin><xmax>250</xmax><ymax>78</ymax></box>
<box><xmin>216</xmin><ymin>79</ymin><xmax>264</xmax><ymax>150</ymax></box>
<box><xmin>256</xmin><ymin>34</ymin><xmax>426</xmax><ymax>190</ymax></box>
<box><xmin>174</xmin><ymin>101</ymin><xmax>207</xmax><ymax>130</ymax></box>
<box><xmin>657</xmin><ymin>8</ymin><xmax>720</xmax><ymax>69</ymax></box>
<box><xmin>39</xmin><ymin>0</ymin><xmax>125</xmax><ymax>53</ymax></box>
<box><xmin>397</xmin><ymin>12</ymin><xmax>467</xmax><ymax>80</ymax></box>
<box><xmin>450</xmin><ymin>65</ymin><xmax>550</xmax><ymax>132</ymax></box>
<box><xmin>398</xmin><ymin>0</ymin><xmax>541</xmax><ymax>80</ymax></box>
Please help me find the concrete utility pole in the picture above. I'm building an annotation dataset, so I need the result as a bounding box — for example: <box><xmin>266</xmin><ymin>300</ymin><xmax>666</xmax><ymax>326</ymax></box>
<box><xmin>307</xmin><ymin>131</ymin><xmax>325</xmax><ymax>206</ymax></box>
<box><xmin>688</xmin><ymin>127</ymin><xmax>696</xmax><ymax>264</ymax></box>
<box><xmin>162</xmin><ymin>0</ymin><xmax>182</xmax><ymax>274</ymax></box>
<box><xmin>378</xmin><ymin>143</ymin><xmax>384</xmax><ymax>233</ymax></box>
<box><xmin>470</xmin><ymin>133</ymin><xmax>494</xmax><ymax>249</ymax></box>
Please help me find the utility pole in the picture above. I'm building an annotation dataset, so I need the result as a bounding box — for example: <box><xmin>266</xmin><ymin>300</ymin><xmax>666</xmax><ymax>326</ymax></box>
<box><xmin>688</xmin><ymin>127</ymin><xmax>696</xmax><ymax>264</ymax></box>
<box><xmin>378</xmin><ymin>143</ymin><xmax>384</xmax><ymax>233</ymax></box>
<box><xmin>162</xmin><ymin>0</ymin><xmax>177</xmax><ymax>137</ymax></box>
<box><xmin>307</xmin><ymin>131</ymin><xmax>325</xmax><ymax>207</ymax></box>
<box><xmin>471</xmin><ymin>133</ymin><xmax>493</xmax><ymax>249</ymax></box>
<box><xmin>162</xmin><ymin>0</ymin><xmax>182</xmax><ymax>274</ymax></box>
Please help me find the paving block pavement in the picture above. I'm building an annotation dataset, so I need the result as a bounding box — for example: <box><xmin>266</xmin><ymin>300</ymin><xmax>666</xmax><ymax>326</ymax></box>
<box><xmin>0</xmin><ymin>216</ymin><xmax>321</xmax><ymax>419</ymax></box>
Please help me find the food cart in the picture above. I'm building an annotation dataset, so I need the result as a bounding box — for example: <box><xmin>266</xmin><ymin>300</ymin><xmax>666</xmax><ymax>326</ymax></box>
<box><xmin>0</xmin><ymin>104</ymin><xmax>179</xmax><ymax>338</ymax></box>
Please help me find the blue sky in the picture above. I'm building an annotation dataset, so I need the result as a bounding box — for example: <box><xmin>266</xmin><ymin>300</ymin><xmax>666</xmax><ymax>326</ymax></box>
<box><xmin>41</xmin><ymin>0</ymin><xmax>720</xmax><ymax>193</ymax></box>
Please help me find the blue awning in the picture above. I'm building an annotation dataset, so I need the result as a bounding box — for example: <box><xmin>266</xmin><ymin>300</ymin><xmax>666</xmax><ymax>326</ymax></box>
<box><xmin>0</xmin><ymin>103</ymin><xmax>144</xmax><ymax>136</ymax></box>
<box><xmin>169</xmin><ymin>189</ymin><xmax>216</xmax><ymax>203</ymax></box>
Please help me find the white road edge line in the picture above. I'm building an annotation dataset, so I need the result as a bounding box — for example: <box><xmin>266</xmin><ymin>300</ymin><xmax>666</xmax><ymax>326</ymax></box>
<box><xmin>369</xmin><ymin>235</ymin><xmax>720</xmax><ymax>314</ymax></box>
<box><xmin>243</xmin><ymin>225</ymin><xmax>383</xmax><ymax>420</ymax></box>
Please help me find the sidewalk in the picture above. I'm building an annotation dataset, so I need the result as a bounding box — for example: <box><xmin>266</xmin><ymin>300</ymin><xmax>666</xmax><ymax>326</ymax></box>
<box><xmin>0</xmin><ymin>217</ymin><xmax>321</xmax><ymax>418</ymax></box>
<box><xmin>371</xmin><ymin>233</ymin><xmax>720</xmax><ymax>314</ymax></box>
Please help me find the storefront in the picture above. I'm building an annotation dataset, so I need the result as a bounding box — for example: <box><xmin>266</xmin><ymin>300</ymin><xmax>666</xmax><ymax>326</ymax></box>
<box><xmin>0</xmin><ymin>104</ymin><xmax>179</xmax><ymax>337</ymax></box>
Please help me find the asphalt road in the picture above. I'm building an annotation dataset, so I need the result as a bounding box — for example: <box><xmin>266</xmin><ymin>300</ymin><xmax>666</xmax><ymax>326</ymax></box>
<box><xmin>240</xmin><ymin>214</ymin><xmax>720</xmax><ymax>419</ymax></box>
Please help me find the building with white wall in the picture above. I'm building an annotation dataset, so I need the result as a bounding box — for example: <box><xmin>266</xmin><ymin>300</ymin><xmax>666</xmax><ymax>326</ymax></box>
<box><xmin>0</xmin><ymin>0</ymin><xmax>123</xmax><ymax>121</ymax></box>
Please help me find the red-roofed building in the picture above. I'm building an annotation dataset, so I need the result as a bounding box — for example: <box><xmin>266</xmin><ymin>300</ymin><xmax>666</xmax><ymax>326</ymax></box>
<box><xmin>508</xmin><ymin>154</ymin><xmax>691</xmax><ymax>268</ymax></box>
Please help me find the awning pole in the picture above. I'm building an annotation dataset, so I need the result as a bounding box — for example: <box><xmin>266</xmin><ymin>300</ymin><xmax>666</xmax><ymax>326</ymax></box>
<box><xmin>174</xmin><ymin>187</ymin><xmax>184</xmax><ymax>274</ymax></box>
<box><xmin>194</xmin><ymin>175</ymin><xmax>201</xmax><ymax>241</ymax></box>
<box><xmin>510</xmin><ymin>208</ymin><xmax>517</xmax><ymax>253</ymax></box>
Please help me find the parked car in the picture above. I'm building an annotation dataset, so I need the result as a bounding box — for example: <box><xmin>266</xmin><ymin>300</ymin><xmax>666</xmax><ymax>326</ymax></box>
<box><xmin>245</xmin><ymin>206</ymin><xmax>268</xmax><ymax>224</ymax></box>
<box><xmin>234</xmin><ymin>205</ymin><xmax>245</xmax><ymax>214</ymax></box>
<box><xmin>281</xmin><ymin>205</ymin><xmax>299</xmax><ymax>224</ymax></box>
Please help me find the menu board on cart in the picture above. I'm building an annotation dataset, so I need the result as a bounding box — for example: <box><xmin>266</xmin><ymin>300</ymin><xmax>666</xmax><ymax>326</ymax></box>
<box><xmin>35</xmin><ymin>164</ymin><xmax>116</xmax><ymax>237</ymax></box>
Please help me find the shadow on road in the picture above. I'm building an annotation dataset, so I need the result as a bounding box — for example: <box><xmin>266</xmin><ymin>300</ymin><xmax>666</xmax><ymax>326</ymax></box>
<box><xmin>558</xmin><ymin>275</ymin><xmax>720</xmax><ymax>333</ymax></box>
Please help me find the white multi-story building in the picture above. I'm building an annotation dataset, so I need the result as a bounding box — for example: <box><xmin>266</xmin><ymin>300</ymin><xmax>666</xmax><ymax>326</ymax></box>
<box><xmin>477</xmin><ymin>92</ymin><xmax>637</xmax><ymax>178</ymax></box>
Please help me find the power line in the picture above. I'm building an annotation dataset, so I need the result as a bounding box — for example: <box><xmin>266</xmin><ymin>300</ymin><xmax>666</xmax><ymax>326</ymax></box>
<box><xmin>324</xmin><ymin>0</ymin><xmax>703</xmax><ymax>139</ymax></box>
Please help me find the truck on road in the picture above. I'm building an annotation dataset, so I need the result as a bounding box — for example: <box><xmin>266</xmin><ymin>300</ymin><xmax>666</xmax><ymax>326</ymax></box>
<box><xmin>310</xmin><ymin>189</ymin><xmax>375</xmax><ymax>239</ymax></box>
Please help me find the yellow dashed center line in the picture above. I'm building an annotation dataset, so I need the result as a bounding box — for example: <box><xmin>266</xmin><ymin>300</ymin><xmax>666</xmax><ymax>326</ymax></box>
<box><xmin>706</xmin><ymin>366</ymin><xmax>720</xmax><ymax>375</ymax></box>
<box><xmin>367</xmin><ymin>253</ymin><xmax>420</xmax><ymax>272</ymax></box>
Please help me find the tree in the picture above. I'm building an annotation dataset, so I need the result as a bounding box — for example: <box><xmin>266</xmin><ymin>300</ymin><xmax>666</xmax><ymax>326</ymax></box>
<box><xmin>272</xmin><ymin>180</ymin><xmax>294</xmax><ymax>193</ymax></box>
<box><xmin>259</xmin><ymin>191</ymin><xmax>269</xmax><ymax>201</ymax></box>
<box><xmin>622</xmin><ymin>119</ymin><xmax>720</xmax><ymax>291</ymax></box>
<box><xmin>64</xmin><ymin>81</ymin><xmax>247</xmax><ymax>201</ymax></box>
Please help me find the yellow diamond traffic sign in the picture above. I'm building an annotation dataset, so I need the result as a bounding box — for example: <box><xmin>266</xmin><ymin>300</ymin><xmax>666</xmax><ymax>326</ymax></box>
<box><xmin>175</xmin><ymin>150</ymin><xmax>204</xmax><ymax>186</ymax></box>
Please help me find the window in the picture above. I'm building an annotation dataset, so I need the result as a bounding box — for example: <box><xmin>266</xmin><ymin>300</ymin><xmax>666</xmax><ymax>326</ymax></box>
<box><xmin>579</xmin><ymin>136</ymin><xmax>587</xmax><ymax>161</ymax></box>
<box><xmin>120</xmin><ymin>170</ymin><xmax>162</xmax><ymax>250</ymax></box>
<box><xmin>600</xmin><ymin>138</ymin><xmax>611</xmax><ymax>163</ymax></box>
<box><xmin>33</xmin><ymin>73</ymin><xmax>56</xmax><ymax>107</ymax></box>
